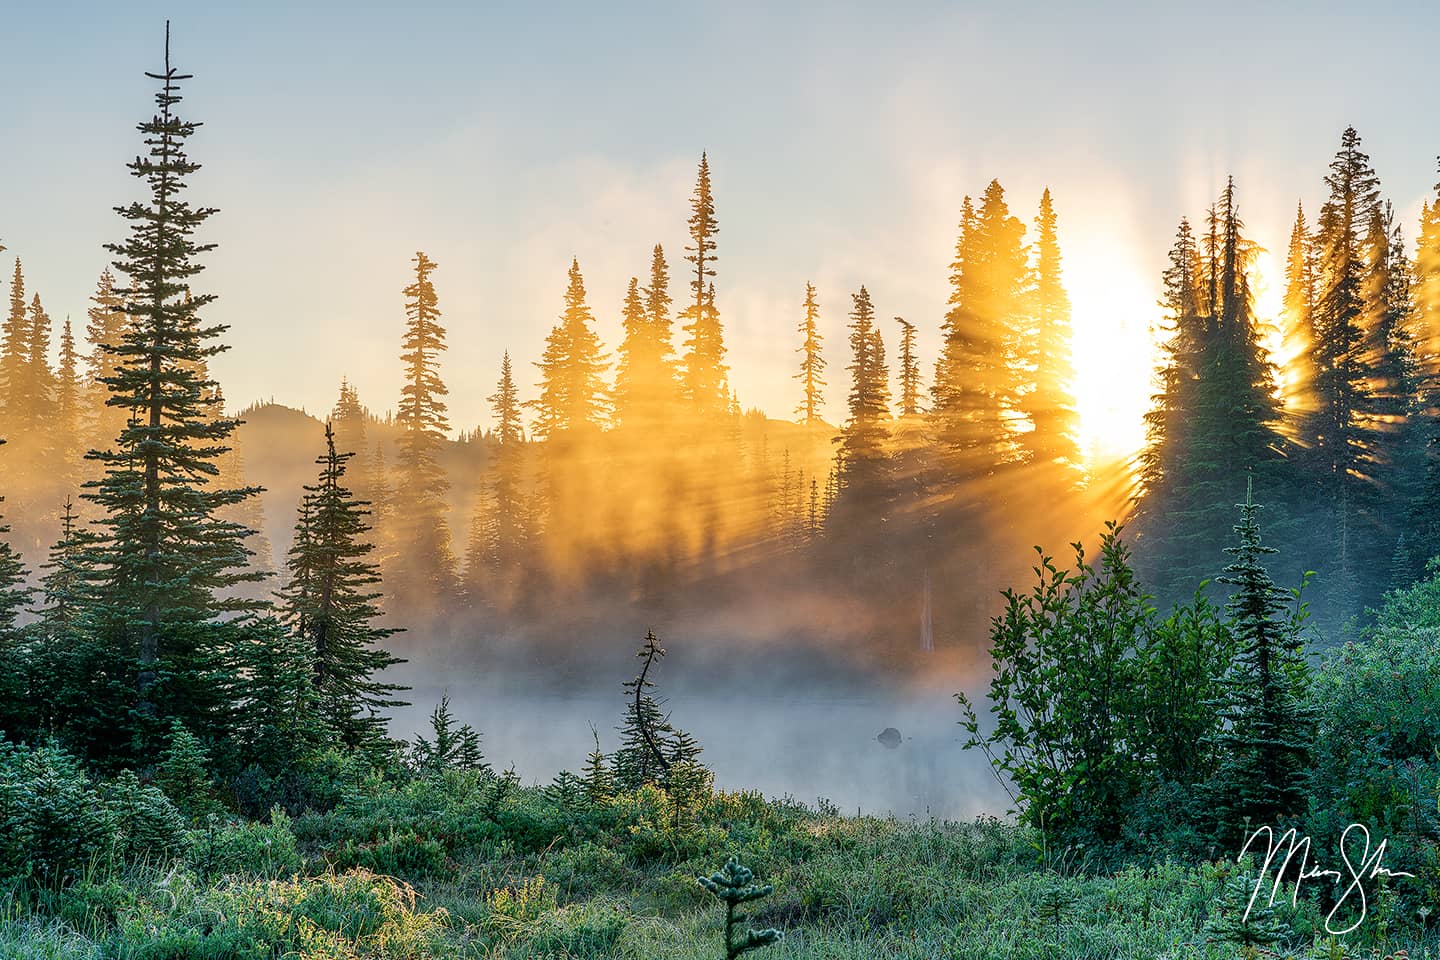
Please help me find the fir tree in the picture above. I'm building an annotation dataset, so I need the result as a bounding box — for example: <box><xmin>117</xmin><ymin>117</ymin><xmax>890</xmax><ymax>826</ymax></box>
<box><xmin>54</xmin><ymin>317</ymin><xmax>81</xmax><ymax>483</ymax></box>
<box><xmin>83</xmin><ymin>268</ymin><xmax>131</xmax><ymax>452</ymax></box>
<box><xmin>1311</xmin><ymin>127</ymin><xmax>1386</xmax><ymax>611</ymax></box>
<box><xmin>278</xmin><ymin>423</ymin><xmax>407</xmax><ymax>749</ymax></box>
<box><xmin>680</xmin><ymin>153</ymin><xmax>728</xmax><ymax>414</ymax></box>
<box><xmin>1022</xmin><ymin>188</ymin><xmax>1081</xmax><ymax>471</ymax></box>
<box><xmin>582</xmin><ymin>726</ymin><xmax>615</xmax><ymax>803</ymax></box>
<box><xmin>330</xmin><ymin>378</ymin><xmax>368</xmax><ymax>497</ymax></box>
<box><xmin>615</xmin><ymin>251</ymin><xmax>677</xmax><ymax>430</ymax></box>
<box><xmin>0</xmin><ymin>442</ymin><xmax>30</xmax><ymax>635</ymax></box>
<box><xmin>530</xmin><ymin>259</ymin><xmax>609</xmax><ymax>438</ymax></box>
<box><xmin>895</xmin><ymin>316</ymin><xmax>920</xmax><ymax>417</ymax></box>
<box><xmin>931</xmin><ymin>183</ymin><xmax>1029</xmax><ymax>486</ymax></box>
<box><xmin>795</xmin><ymin>282</ymin><xmax>826</xmax><ymax>424</ymax></box>
<box><xmin>697</xmin><ymin>857</ymin><xmax>784</xmax><ymax>959</ymax></box>
<box><xmin>836</xmin><ymin>286</ymin><xmax>891</xmax><ymax>495</ymax></box>
<box><xmin>0</xmin><ymin>259</ymin><xmax>30</xmax><ymax>432</ymax></box>
<box><xmin>84</xmin><ymin>27</ymin><xmax>266</xmax><ymax>748</ymax></box>
<box><xmin>480</xmin><ymin>352</ymin><xmax>528</xmax><ymax>602</ymax></box>
<box><xmin>392</xmin><ymin>251</ymin><xmax>458</xmax><ymax>601</ymax></box>
<box><xmin>155</xmin><ymin>718</ymin><xmax>217</xmax><ymax>819</ymax></box>
<box><xmin>613</xmin><ymin>630</ymin><xmax>690</xmax><ymax>791</ymax></box>
<box><xmin>1208</xmin><ymin>481</ymin><xmax>1316</xmax><ymax>842</ymax></box>
<box><xmin>410</xmin><ymin>694</ymin><xmax>488</xmax><ymax>774</ymax></box>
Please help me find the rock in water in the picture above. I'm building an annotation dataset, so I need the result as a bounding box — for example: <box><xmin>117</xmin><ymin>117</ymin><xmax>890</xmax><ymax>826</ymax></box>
<box><xmin>876</xmin><ymin>727</ymin><xmax>902</xmax><ymax>750</ymax></box>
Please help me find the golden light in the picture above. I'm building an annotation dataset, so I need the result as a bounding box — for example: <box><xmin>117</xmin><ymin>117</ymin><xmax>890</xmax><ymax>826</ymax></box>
<box><xmin>1064</xmin><ymin>246</ymin><xmax>1160</xmax><ymax>466</ymax></box>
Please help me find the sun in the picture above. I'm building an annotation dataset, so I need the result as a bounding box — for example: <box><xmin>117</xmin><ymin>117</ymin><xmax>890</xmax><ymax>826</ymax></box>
<box><xmin>1064</xmin><ymin>247</ymin><xmax>1160</xmax><ymax>467</ymax></box>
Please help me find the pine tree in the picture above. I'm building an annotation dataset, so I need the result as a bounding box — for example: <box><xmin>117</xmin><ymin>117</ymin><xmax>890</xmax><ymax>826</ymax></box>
<box><xmin>0</xmin><ymin>259</ymin><xmax>30</xmax><ymax>432</ymax></box>
<box><xmin>613</xmin><ymin>630</ymin><xmax>691</xmax><ymax>791</ymax></box>
<box><xmin>1022</xmin><ymin>188</ymin><xmax>1081</xmax><ymax>471</ymax></box>
<box><xmin>1416</xmin><ymin>158</ymin><xmax>1440</xmax><ymax>383</ymax></box>
<box><xmin>35</xmin><ymin>498</ymin><xmax>88</xmax><ymax>636</ymax></box>
<box><xmin>530</xmin><ymin>259</ymin><xmax>609</xmax><ymax>438</ymax></box>
<box><xmin>614</xmin><ymin>250</ymin><xmax>677</xmax><ymax>431</ymax></box>
<box><xmin>1311</xmin><ymin>128</ymin><xmax>1386</xmax><ymax>611</ymax></box>
<box><xmin>1208</xmin><ymin>481</ymin><xmax>1315</xmax><ymax>842</ymax></box>
<box><xmin>26</xmin><ymin>294</ymin><xmax>56</xmax><ymax>437</ymax></box>
<box><xmin>795</xmin><ymin>282</ymin><xmax>826</xmax><ymax>424</ymax></box>
<box><xmin>478</xmin><ymin>352</ymin><xmax>528</xmax><ymax>603</ymax></box>
<box><xmin>931</xmin><ymin>183</ymin><xmax>1029</xmax><ymax>486</ymax></box>
<box><xmin>84</xmin><ymin>28</ymin><xmax>266</xmax><ymax>749</ymax></box>
<box><xmin>0</xmin><ymin>442</ymin><xmax>30</xmax><ymax>635</ymax></box>
<box><xmin>680</xmin><ymin>153</ymin><xmax>728</xmax><ymax>415</ymax></box>
<box><xmin>1281</xmin><ymin>202</ymin><xmax>1319</xmax><ymax>443</ymax></box>
<box><xmin>330</xmin><ymin>378</ymin><xmax>368</xmax><ymax>497</ymax></box>
<box><xmin>836</xmin><ymin>286</ymin><xmax>891</xmax><ymax>494</ymax></box>
<box><xmin>392</xmin><ymin>251</ymin><xmax>458</xmax><ymax>602</ymax></box>
<box><xmin>1137</xmin><ymin>183</ymin><xmax>1285</xmax><ymax>601</ymax></box>
<box><xmin>55</xmin><ymin>318</ymin><xmax>82</xmax><ymax>483</ymax></box>
<box><xmin>278</xmin><ymin>423</ymin><xmax>407</xmax><ymax>749</ymax></box>
<box><xmin>895</xmin><ymin>316</ymin><xmax>920</xmax><ymax>417</ymax></box>
<box><xmin>82</xmin><ymin>268</ymin><xmax>131</xmax><ymax>453</ymax></box>
<box><xmin>582</xmin><ymin>726</ymin><xmax>615</xmax><ymax>804</ymax></box>
<box><xmin>155</xmin><ymin>719</ymin><xmax>217</xmax><ymax>819</ymax></box>
<box><xmin>410</xmin><ymin>694</ymin><xmax>488</xmax><ymax>774</ymax></box>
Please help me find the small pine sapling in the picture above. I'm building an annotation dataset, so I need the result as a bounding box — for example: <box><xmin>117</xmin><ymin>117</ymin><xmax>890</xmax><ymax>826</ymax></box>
<box><xmin>1205</xmin><ymin>870</ymin><xmax>1287</xmax><ymax>956</ymax></box>
<box><xmin>697</xmin><ymin>856</ymin><xmax>784</xmax><ymax>959</ymax></box>
<box><xmin>582</xmin><ymin>726</ymin><xmax>615</xmax><ymax>805</ymax></box>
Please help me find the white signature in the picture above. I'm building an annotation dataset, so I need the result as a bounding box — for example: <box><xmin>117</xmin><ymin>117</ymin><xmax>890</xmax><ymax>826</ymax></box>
<box><xmin>1239</xmin><ymin>823</ymin><xmax>1415</xmax><ymax>935</ymax></box>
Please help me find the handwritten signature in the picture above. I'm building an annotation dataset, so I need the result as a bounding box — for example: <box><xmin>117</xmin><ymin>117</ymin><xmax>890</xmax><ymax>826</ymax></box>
<box><xmin>1239</xmin><ymin>823</ymin><xmax>1415</xmax><ymax>935</ymax></box>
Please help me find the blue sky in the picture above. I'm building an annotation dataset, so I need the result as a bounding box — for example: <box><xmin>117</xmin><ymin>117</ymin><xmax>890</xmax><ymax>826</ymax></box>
<box><xmin>3</xmin><ymin>1</ymin><xmax>1438</xmax><ymax>447</ymax></box>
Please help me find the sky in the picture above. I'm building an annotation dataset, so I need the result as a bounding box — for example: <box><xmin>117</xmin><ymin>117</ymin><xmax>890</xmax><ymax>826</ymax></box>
<box><xmin>3</xmin><ymin>1</ymin><xmax>1439</xmax><ymax>457</ymax></box>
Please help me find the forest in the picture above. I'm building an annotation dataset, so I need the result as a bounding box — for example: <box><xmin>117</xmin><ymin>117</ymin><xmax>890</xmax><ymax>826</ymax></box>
<box><xmin>2</xmin><ymin>21</ymin><xmax>1440</xmax><ymax>960</ymax></box>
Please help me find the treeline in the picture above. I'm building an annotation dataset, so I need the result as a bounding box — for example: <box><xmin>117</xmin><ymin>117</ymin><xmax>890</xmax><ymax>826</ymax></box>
<box><xmin>4</xmin><ymin>149</ymin><xmax>1100</xmax><ymax>659</ymax></box>
<box><xmin>1137</xmin><ymin>130</ymin><xmax>1440</xmax><ymax>622</ymax></box>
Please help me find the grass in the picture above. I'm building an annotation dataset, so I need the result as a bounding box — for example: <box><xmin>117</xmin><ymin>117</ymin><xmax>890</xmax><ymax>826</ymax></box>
<box><xmin>2</xmin><ymin>774</ymin><xmax>1438</xmax><ymax>959</ymax></box>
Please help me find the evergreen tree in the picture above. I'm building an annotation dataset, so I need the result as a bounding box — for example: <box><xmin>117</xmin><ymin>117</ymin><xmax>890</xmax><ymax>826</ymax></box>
<box><xmin>615</xmin><ymin>251</ymin><xmax>677</xmax><ymax>430</ymax></box>
<box><xmin>1310</xmin><ymin>127</ymin><xmax>1386</xmax><ymax>611</ymax></box>
<box><xmin>836</xmin><ymin>286</ymin><xmax>891</xmax><ymax>494</ymax></box>
<box><xmin>83</xmin><ymin>29</ymin><xmax>266</xmax><ymax>751</ymax></box>
<box><xmin>582</xmin><ymin>726</ymin><xmax>615</xmax><ymax>804</ymax></box>
<box><xmin>278</xmin><ymin>423</ymin><xmax>407</xmax><ymax>749</ymax></box>
<box><xmin>1416</xmin><ymin>158</ymin><xmax>1440</xmax><ymax>382</ymax></box>
<box><xmin>1137</xmin><ymin>183</ymin><xmax>1284</xmax><ymax>600</ymax></box>
<box><xmin>0</xmin><ymin>259</ymin><xmax>30</xmax><ymax>432</ymax></box>
<box><xmin>55</xmin><ymin>317</ymin><xmax>81</xmax><ymax>483</ymax></box>
<box><xmin>795</xmin><ymin>282</ymin><xmax>826</xmax><ymax>424</ymax></box>
<box><xmin>0</xmin><ymin>442</ymin><xmax>30</xmax><ymax>635</ymax></box>
<box><xmin>613</xmin><ymin>630</ymin><xmax>693</xmax><ymax>791</ymax></box>
<box><xmin>931</xmin><ymin>183</ymin><xmax>1028</xmax><ymax>486</ymax></box>
<box><xmin>895</xmin><ymin>316</ymin><xmax>920</xmax><ymax>417</ymax></box>
<box><xmin>1208</xmin><ymin>481</ymin><xmax>1315</xmax><ymax>842</ymax></box>
<box><xmin>530</xmin><ymin>259</ymin><xmax>609</xmax><ymax>438</ymax></box>
<box><xmin>392</xmin><ymin>251</ymin><xmax>458</xmax><ymax>602</ymax></box>
<box><xmin>478</xmin><ymin>352</ymin><xmax>528</xmax><ymax>602</ymax></box>
<box><xmin>330</xmin><ymin>378</ymin><xmax>368</xmax><ymax>497</ymax></box>
<box><xmin>83</xmin><ymin>268</ymin><xmax>131</xmax><ymax>453</ymax></box>
<box><xmin>1022</xmin><ymin>188</ymin><xmax>1081</xmax><ymax>471</ymax></box>
<box><xmin>1281</xmin><ymin>202</ymin><xmax>1319</xmax><ymax>444</ymax></box>
<box><xmin>410</xmin><ymin>694</ymin><xmax>488</xmax><ymax>774</ymax></box>
<box><xmin>680</xmin><ymin>153</ymin><xmax>728</xmax><ymax>414</ymax></box>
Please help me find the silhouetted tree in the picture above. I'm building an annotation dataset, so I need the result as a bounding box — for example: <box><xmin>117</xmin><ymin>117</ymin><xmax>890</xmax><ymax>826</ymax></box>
<box><xmin>392</xmin><ymin>251</ymin><xmax>458</xmax><ymax>603</ymax></box>
<box><xmin>680</xmin><ymin>153</ymin><xmax>728</xmax><ymax>415</ymax></box>
<box><xmin>278</xmin><ymin>423</ymin><xmax>406</xmax><ymax>749</ymax></box>
<box><xmin>530</xmin><ymin>259</ymin><xmax>609</xmax><ymax>438</ymax></box>
<box><xmin>895</xmin><ymin>316</ymin><xmax>920</xmax><ymax>417</ymax></box>
<box><xmin>795</xmin><ymin>282</ymin><xmax>826</xmax><ymax>424</ymax></box>
<box><xmin>1022</xmin><ymin>188</ymin><xmax>1081</xmax><ymax>472</ymax></box>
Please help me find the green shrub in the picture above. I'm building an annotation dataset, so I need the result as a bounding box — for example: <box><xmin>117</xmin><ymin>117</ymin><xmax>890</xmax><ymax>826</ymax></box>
<box><xmin>330</xmin><ymin>827</ymin><xmax>451</xmax><ymax>879</ymax></box>
<box><xmin>0</xmin><ymin>738</ymin><xmax>115</xmax><ymax>885</ymax></box>
<box><xmin>103</xmin><ymin>770</ymin><xmax>188</xmax><ymax>864</ymax></box>
<box><xmin>188</xmin><ymin>807</ymin><xmax>302</xmax><ymax>879</ymax></box>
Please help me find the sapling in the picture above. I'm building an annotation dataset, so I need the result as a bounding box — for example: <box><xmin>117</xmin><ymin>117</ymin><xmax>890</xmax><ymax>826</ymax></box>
<box><xmin>697</xmin><ymin>856</ymin><xmax>784</xmax><ymax>959</ymax></box>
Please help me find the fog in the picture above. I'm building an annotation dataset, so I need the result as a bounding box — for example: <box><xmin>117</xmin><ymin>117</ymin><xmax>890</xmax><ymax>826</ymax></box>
<box><xmin>391</xmin><ymin>676</ymin><xmax>1008</xmax><ymax>820</ymax></box>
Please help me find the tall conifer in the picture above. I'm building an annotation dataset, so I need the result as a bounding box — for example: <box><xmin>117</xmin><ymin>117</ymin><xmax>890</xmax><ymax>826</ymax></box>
<box><xmin>795</xmin><ymin>282</ymin><xmax>826</xmax><ymax>424</ymax></box>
